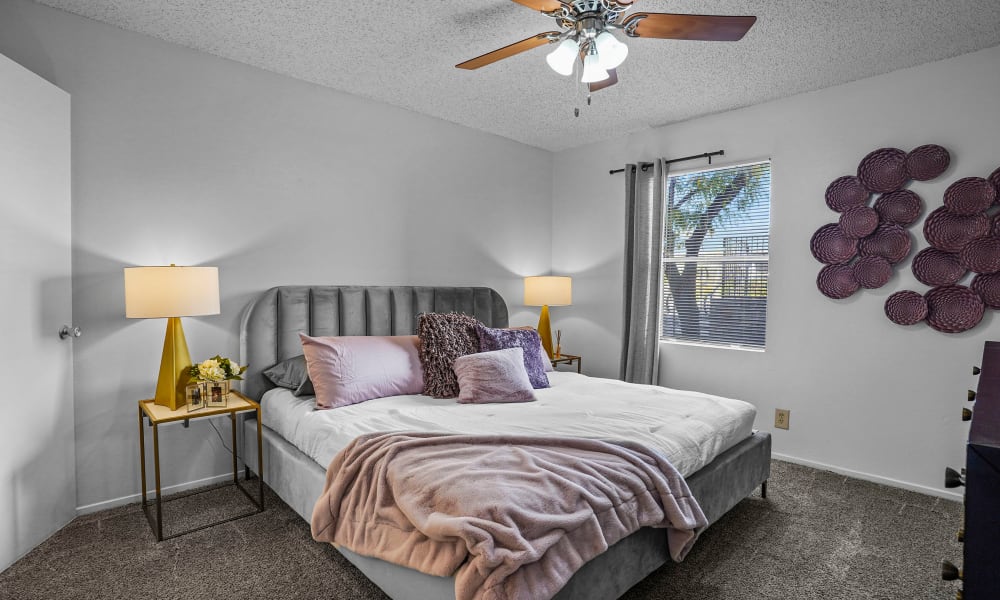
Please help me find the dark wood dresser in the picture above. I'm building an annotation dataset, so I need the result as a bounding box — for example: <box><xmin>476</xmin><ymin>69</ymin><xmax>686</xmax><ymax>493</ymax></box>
<box><xmin>943</xmin><ymin>340</ymin><xmax>1000</xmax><ymax>598</ymax></box>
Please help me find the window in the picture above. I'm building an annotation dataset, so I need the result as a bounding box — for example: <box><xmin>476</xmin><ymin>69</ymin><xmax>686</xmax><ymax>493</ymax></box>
<box><xmin>661</xmin><ymin>160</ymin><xmax>771</xmax><ymax>350</ymax></box>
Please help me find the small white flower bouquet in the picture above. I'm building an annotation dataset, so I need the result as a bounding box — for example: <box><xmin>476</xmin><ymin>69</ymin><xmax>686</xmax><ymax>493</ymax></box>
<box><xmin>187</xmin><ymin>356</ymin><xmax>247</xmax><ymax>409</ymax></box>
<box><xmin>189</xmin><ymin>355</ymin><xmax>248</xmax><ymax>382</ymax></box>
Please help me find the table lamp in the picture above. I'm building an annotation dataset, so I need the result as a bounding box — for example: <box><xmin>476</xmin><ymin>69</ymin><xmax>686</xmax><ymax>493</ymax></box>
<box><xmin>124</xmin><ymin>265</ymin><xmax>220</xmax><ymax>411</ymax></box>
<box><xmin>524</xmin><ymin>276</ymin><xmax>572</xmax><ymax>359</ymax></box>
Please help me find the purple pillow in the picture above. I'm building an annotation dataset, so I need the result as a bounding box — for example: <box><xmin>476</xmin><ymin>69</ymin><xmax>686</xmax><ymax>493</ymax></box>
<box><xmin>417</xmin><ymin>313</ymin><xmax>482</xmax><ymax>398</ymax></box>
<box><xmin>453</xmin><ymin>348</ymin><xmax>536</xmax><ymax>404</ymax></box>
<box><xmin>512</xmin><ymin>326</ymin><xmax>553</xmax><ymax>372</ymax></box>
<box><xmin>476</xmin><ymin>324</ymin><xmax>550</xmax><ymax>389</ymax></box>
<box><xmin>299</xmin><ymin>334</ymin><xmax>424</xmax><ymax>410</ymax></box>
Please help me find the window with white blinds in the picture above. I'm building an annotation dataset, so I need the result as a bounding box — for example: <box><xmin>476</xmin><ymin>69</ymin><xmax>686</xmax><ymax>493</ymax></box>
<box><xmin>661</xmin><ymin>160</ymin><xmax>770</xmax><ymax>350</ymax></box>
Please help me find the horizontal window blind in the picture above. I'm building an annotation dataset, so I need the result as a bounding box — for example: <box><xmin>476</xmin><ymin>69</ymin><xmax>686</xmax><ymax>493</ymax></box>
<box><xmin>661</xmin><ymin>161</ymin><xmax>771</xmax><ymax>350</ymax></box>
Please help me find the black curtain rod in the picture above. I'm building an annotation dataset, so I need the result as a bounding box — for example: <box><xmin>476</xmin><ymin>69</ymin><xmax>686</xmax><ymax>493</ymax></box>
<box><xmin>608</xmin><ymin>150</ymin><xmax>725</xmax><ymax>175</ymax></box>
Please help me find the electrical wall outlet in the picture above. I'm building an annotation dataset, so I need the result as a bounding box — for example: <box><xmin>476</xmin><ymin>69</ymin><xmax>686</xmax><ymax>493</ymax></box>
<box><xmin>775</xmin><ymin>409</ymin><xmax>790</xmax><ymax>430</ymax></box>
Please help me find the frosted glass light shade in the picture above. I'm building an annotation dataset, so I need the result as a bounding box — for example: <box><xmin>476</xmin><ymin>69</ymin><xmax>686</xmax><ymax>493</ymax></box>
<box><xmin>546</xmin><ymin>38</ymin><xmax>579</xmax><ymax>76</ymax></box>
<box><xmin>524</xmin><ymin>276</ymin><xmax>572</xmax><ymax>307</ymax></box>
<box><xmin>124</xmin><ymin>266</ymin><xmax>220</xmax><ymax>318</ymax></box>
<box><xmin>594</xmin><ymin>31</ymin><xmax>628</xmax><ymax>70</ymax></box>
<box><xmin>580</xmin><ymin>51</ymin><xmax>609</xmax><ymax>83</ymax></box>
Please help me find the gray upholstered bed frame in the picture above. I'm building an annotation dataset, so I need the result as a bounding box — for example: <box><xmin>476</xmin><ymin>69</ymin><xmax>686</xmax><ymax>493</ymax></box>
<box><xmin>239</xmin><ymin>285</ymin><xmax>771</xmax><ymax>600</ymax></box>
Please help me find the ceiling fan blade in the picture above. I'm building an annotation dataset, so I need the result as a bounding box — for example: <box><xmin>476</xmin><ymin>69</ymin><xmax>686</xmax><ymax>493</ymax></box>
<box><xmin>624</xmin><ymin>13</ymin><xmax>757</xmax><ymax>41</ymax></box>
<box><xmin>588</xmin><ymin>68</ymin><xmax>618</xmax><ymax>93</ymax></box>
<box><xmin>510</xmin><ymin>0</ymin><xmax>566</xmax><ymax>11</ymax></box>
<box><xmin>456</xmin><ymin>32</ymin><xmax>560</xmax><ymax>70</ymax></box>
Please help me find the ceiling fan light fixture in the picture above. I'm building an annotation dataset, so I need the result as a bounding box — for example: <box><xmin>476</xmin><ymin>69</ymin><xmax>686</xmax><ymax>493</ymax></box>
<box><xmin>594</xmin><ymin>31</ymin><xmax>628</xmax><ymax>70</ymax></box>
<box><xmin>545</xmin><ymin>38</ymin><xmax>579</xmax><ymax>76</ymax></box>
<box><xmin>580</xmin><ymin>47</ymin><xmax>609</xmax><ymax>83</ymax></box>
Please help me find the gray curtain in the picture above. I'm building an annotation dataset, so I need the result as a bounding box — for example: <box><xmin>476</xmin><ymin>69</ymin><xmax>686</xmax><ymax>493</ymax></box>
<box><xmin>620</xmin><ymin>159</ymin><xmax>666</xmax><ymax>384</ymax></box>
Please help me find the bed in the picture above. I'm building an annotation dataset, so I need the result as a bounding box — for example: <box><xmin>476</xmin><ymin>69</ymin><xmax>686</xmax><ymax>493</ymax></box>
<box><xmin>239</xmin><ymin>285</ymin><xmax>771</xmax><ymax>600</ymax></box>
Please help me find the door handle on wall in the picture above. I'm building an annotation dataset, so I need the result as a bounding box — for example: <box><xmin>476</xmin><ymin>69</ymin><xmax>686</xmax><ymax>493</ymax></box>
<box><xmin>59</xmin><ymin>325</ymin><xmax>82</xmax><ymax>340</ymax></box>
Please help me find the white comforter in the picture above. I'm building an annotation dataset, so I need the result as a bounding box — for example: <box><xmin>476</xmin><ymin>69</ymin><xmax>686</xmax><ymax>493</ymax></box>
<box><xmin>261</xmin><ymin>371</ymin><xmax>756</xmax><ymax>477</ymax></box>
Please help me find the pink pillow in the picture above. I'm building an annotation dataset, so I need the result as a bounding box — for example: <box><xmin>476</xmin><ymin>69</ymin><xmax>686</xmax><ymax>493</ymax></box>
<box><xmin>299</xmin><ymin>334</ymin><xmax>424</xmax><ymax>410</ymax></box>
<box><xmin>453</xmin><ymin>347</ymin><xmax>536</xmax><ymax>404</ymax></box>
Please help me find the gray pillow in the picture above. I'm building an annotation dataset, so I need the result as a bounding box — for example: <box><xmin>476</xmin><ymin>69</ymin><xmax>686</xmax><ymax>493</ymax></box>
<box><xmin>262</xmin><ymin>355</ymin><xmax>315</xmax><ymax>396</ymax></box>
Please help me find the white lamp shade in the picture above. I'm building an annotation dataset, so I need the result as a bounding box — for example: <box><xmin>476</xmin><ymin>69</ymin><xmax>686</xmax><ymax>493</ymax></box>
<box><xmin>545</xmin><ymin>38</ymin><xmax>579</xmax><ymax>76</ymax></box>
<box><xmin>580</xmin><ymin>51</ymin><xmax>609</xmax><ymax>83</ymax></box>
<box><xmin>124</xmin><ymin>266</ymin><xmax>221</xmax><ymax>318</ymax></box>
<box><xmin>524</xmin><ymin>276</ymin><xmax>572</xmax><ymax>307</ymax></box>
<box><xmin>595</xmin><ymin>31</ymin><xmax>628</xmax><ymax>70</ymax></box>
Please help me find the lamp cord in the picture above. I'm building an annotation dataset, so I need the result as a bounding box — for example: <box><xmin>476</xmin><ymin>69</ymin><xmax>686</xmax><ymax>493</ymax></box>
<box><xmin>208</xmin><ymin>418</ymin><xmax>235</xmax><ymax>457</ymax></box>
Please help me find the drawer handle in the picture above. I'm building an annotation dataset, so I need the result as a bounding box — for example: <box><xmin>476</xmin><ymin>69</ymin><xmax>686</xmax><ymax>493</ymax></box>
<box><xmin>941</xmin><ymin>560</ymin><xmax>962</xmax><ymax>581</ymax></box>
<box><xmin>944</xmin><ymin>467</ymin><xmax>965</xmax><ymax>488</ymax></box>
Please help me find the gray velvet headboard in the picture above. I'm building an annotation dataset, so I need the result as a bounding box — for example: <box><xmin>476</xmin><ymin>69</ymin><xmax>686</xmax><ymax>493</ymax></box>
<box><xmin>239</xmin><ymin>286</ymin><xmax>509</xmax><ymax>401</ymax></box>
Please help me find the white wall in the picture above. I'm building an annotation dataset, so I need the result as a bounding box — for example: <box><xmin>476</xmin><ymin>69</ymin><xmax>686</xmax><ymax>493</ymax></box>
<box><xmin>0</xmin><ymin>0</ymin><xmax>553</xmax><ymax>512</ymax></box>
<box><xmin>552</xmin><ymin>44</ymin><xmax>1000</xmax><ymax>497</ymax></box>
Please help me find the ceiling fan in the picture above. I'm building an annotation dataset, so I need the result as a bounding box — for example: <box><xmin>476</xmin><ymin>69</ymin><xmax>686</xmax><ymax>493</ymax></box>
<box><xmin>456</xmin><ymin>0</ymin><xmax>757</xmax><ymax>93</ymax></box>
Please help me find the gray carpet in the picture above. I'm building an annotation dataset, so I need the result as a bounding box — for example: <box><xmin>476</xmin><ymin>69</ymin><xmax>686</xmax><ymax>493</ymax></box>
<box><xmin>0</xmin><ymin>460</ymin><xmax>962</xmax><ymax>600</ymax></box>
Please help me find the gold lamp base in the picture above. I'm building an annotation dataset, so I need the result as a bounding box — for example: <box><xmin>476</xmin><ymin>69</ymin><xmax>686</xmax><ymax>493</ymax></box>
<box><xmin>537</xmin><ymin>304</ymin><xmax>553</xmax><ymax>359</ymax></box>
<box><xmin>154</xmin><ymin>317</ymin><xmax>193</xmax><ymax>411</ymax></box>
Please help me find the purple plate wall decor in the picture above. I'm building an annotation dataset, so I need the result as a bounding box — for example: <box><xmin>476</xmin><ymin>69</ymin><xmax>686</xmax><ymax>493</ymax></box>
<box><xmin>943</xmin><ymin>177</ymin><xmax>996</xmax><ymax>215</ymax></box>
<box><xmin>873</xmin><ymin>190</ymin><xmax>922</xmax><ymax>226</ymax></box>
<box><xmin>924</xmin><ymin>285</ymin><xmax>985</xmax><ymax>334</ymax></box>
<box><xmin>857</xmin><ymin>147</ymin><xmax>908</xmax><ymax>193</ymax></box>
<box><xmin>959</xmin><ymin>237</ymin><xmax>1000</xmax><ymax>274</ymax></box>
<box><xmin>852</xmin><ymin>256</ymin><xmax>892</xmax><ymax>289</ymax></box>
<box><xmin>810</xmin><ymin>224</ymin><xmax>858</xmax><ymax>264</ymax></box>
<box><xmin>858</xmin><ymin>223</ymin><xmax>911</xmax><ymax>264</ymax></box>
<box><xmin>825</xmin><ymin>176</ymin><xmax>871</xmax><ymax>212</ymax></box>
<box><xmin>814</xmin><ymin>144</ymin><xmax>998</xmax><ymax>334</ymax></box>
<box><xmin>817</xmin><ymin>264</ymin><xmax>859</xmax><ymax>299</ymax></box>
<box><xmin>923</xmin><ymin>207</ymin><xmax>990</xmax><ymax>253</ymax></box>
<box><xmin>989</xmin><ymin>166</ymin><xmax>1000</xmax><ymax>201</ymax></box>
<box><xmin>971</xmin><ymin>274</ymin><xmax>1000</xmax><ymax>309</ymax></box>
<box><xmin>839</xmin><ymin>205</ymin><xmax>880</xmax><ymax>239</ymax></box>
<box><xmin>884</xmin><ymin>290</ymin><xmax>928</xmax><ymax>326</ymax></box>
<box><xmin>912</xmin><ymin>247</ymin><xmax>966</xmax><ymax>287</ymax></box>
<box><xmin>905</xmin><ymin>144</ymin><xmax>950</xmax><ymax>181</ymax></box>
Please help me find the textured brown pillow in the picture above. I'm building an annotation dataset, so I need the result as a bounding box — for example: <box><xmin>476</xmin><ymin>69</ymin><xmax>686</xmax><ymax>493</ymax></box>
<box><xmin>417</xmin><ymin>312</ymin><xmax>482</xmax><ymax>398</ymax></box>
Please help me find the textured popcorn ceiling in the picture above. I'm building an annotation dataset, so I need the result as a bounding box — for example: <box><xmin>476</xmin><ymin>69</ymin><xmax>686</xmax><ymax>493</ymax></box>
<box><xmin>34</xmin><ymin>0</ymin><xmax>1000</xmax><ymax>151</ymax></box>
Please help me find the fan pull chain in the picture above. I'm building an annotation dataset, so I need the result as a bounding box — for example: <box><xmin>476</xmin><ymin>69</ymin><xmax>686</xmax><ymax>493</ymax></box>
<box><xmin>575</xmin><ymin>90</ymin><xmax>594</xmax><ymax>118</ymax></box>
<box><xmin>573</xmin><ymin>56</ymin><xmax>582</xmax><ymax>117</ymax></box>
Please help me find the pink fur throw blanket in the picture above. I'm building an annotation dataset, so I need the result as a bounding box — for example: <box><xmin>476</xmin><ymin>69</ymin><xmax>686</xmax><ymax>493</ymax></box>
<box><xmin>311</xmin><ymin>432</ymin><xmax>707</xmax><ymax>600</ymax></box>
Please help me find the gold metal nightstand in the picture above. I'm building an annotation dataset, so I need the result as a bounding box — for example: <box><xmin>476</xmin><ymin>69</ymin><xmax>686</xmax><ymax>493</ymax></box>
<box><xmin>138</xmin><ymin>390</ymin><xmax>264</xmax><ymax>541</ymax></box>
<box><xmin>550</xmin><ymin>353</ymin><xmax>582</xmax><ymax>373</ymax></box>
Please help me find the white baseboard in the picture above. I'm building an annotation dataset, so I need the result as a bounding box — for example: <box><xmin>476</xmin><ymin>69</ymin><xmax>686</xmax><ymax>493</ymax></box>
<box><xmin>75</xmin><ymin>472</ymin><xmax>235</xmax><ymax>516</ymax></box>
<box><xmin>772</xmin><ymin>452</ymin><xmax>963</xmax><ymax>502</ymax></box>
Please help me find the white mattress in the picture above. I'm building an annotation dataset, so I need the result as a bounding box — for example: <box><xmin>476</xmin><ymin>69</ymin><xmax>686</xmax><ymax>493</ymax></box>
<box><xmin>260</xmin><ymin>371</ymin><xmax>756</xmax><ymax>477</ymax></box>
